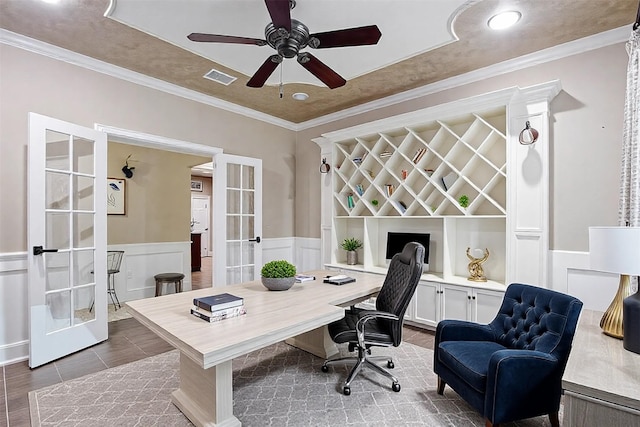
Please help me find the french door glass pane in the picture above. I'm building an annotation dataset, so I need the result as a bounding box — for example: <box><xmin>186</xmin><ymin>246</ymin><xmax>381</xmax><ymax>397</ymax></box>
<box><xmin>45</xmin><ymin>252</ymin><xmax>70</xmax><ymax>291</ymax></box>
<box><xmin>73</xmin><ymin>287</ymin><xmax>94</xmax><ymax>325</ymax></box>
<box><xmin>46</xmin><ymin>291</ymin><xmax>71</xmax><ymax>333</ymax></box>
<box><xmin>46</xmin><ymin>212</ymin><xmax>70</xmax><ymax>250</ymax></box>
<box><xmin>242</xmin><ymin>241</ymin><xmax>254</xmax><ymax>265</ymax></box>
<box><xmin>227</xmin><ymin>216</ymin><xmax>240</xmax><ymax>240</ymax></box>
<box><xmin>241</xmin><ymin>216</ymin><xmax>254</xmax><ymax>240</ymax></box>
<box><xmin>227</xmin><ymin>189</ymin><xmax>240</xmax><ymax>214</ymax></box>
<box><xmin>73</xmin><ymin>175</ymin><xmax>94</xmax><ymax>210</ymax></box>
<box><xmin>72</xmin><ymin>137</ymin><xmax>94</xmax><ymax>175</ymax></box>
<box><xmin>73</xmin><ymin>250</ymin><xmax>94</xmax><ymax>286</ymax></box>
<box><xmin>241</xmin><ymin>266</ymin><xmax>254</xmax><ymax>281</ymax></box>
<box><xmin>242</xmin><ymin>191</ymin><xmax>254</xmax><ymax>214</ymax></box>
<box><xmin>226</xmin><ymin>267</ymin><xmax>241</xmax><ymax>284</ymax></box>
<box><xmin>73</xmin><ymin>213</ymin><xmax>94</xmax><ymax>248</ymax></box>
<box><xmin>46</xmin><ymin>171</ymin><xmax>70</xmax><ymax>210</ymax></box>
<box><xmin>242</xmin><ymin>165</ymin><xmax>254</xmax><ymax>189</ymax></box>
<box><xmin>227</xmin><ymin>242</ymin><xmax>240</xmax><ymax>266</ymax></box>
<box><xmin>45</xmin><ymin>130</ymin><xmax>69</xmax><ymax>171</ymax></box>
<box><xmin>228</xmin><ymin>164</ymin><xmax>240</xmax><ymax>188</ymax></box>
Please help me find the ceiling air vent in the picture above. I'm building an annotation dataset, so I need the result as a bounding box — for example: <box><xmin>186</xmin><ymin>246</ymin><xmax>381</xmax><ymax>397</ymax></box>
<box><xmin>203</xmin><ymin>68</ymin><xmax>237</xmax><ymax>85</ymax></box>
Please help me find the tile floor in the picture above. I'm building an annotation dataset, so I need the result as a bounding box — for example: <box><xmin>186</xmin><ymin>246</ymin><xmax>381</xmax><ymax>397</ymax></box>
<box><xmin>1</xmin><ymin>257</ymin><xmax>435</xmax><ymax>426</ymax></box>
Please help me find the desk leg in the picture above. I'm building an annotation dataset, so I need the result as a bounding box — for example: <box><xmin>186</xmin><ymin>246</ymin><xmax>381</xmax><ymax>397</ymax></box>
<box><xmin>171</xmin><ymin>353</ymin><xmax>240</xmax><ymax>427</ymax></box>
<box><xmin>285</xmin><ymin>325</ymin><xmax>339</xmax><ymax>359</ymax></box>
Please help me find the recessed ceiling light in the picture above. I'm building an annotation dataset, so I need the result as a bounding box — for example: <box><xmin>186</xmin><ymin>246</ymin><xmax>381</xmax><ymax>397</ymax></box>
<box><xmin>292</xmin><ymin>92</ymin><xmax>309</xmax><ymax>101</ymax></box>
<box><xmin>40</xmin><ymin>0</ymin><xmax>61</xmax><ymax>4</ymax></box>
<box><xmin>488</xmin><ymin>11</ymin><xmax>521</xmax><ymax>30</ymax></box>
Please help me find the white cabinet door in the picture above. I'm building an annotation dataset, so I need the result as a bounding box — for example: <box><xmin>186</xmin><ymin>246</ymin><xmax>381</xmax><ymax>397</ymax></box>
<box><xmin>473</xmin><ymin>288</ymin><xmax>504</xmax><ymax>324</ymax></box>
<box><xmin>413</xmin><ymin>281</ymin><xmax>440</xmax><ymax>327</ymax></box>
<box><xmin>441</xmin><ymin>283</ymin><xmax>471</xmax><ymax>321</ymax></box>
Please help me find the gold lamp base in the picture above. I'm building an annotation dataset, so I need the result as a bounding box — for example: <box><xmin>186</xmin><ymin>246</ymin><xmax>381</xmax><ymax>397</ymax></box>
<box><xmin>600</xmin><ymin>274</ymin><xmax>633</xmax><ymax>339</ymax></box>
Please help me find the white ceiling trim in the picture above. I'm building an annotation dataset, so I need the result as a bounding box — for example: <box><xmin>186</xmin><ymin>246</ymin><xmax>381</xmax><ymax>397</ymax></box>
<box><xmin>0</xmin><ymin>29</ymin><xmax>297</xmax><ymax>130</ymax></box>
<box><xmin>296</xmin><ymin>26</ymin><xmax>631</xmax><ymax>130</ymax></box>
<box><xmin>0</xmin><ymin>26</ymin><xmax>630</xmax><ymax>133</ymax></box>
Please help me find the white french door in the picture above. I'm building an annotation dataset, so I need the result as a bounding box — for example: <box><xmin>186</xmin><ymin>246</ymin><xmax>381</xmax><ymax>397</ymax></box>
<box><xmin>27</xmin><ymin>113</ymin><xmax>108</xmax><ymax>368</ymax></box>
<box><xmin>213</xmin><ymin>154</ymin><xmax>262</xmax><ymax>286</ymax></box>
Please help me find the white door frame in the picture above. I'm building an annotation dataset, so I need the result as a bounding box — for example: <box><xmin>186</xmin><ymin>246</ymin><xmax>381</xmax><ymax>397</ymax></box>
<box><xmin>94</xmin><ymin>124</ymin><xmax>223</xmax><ymax>287</ymax></box>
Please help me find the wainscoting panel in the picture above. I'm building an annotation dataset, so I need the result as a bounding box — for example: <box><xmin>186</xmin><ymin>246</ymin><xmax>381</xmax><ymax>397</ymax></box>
<box><xmin>0</xmin><ymin>252</ymin><xmax>29</xmax><ymax>366</ymax></box>
<box><xmin>107</xmin><ymin>242</ymin><xmax>191</xmax><ymax>302</ymax></box>
<box><xmin>260</xmin><ymin>237</ymin><xmax>322</xmax><ymax>274</ymax></box>
<box><xmin>549</xmin><ymin>250</ymin><xmax>620</xmax><ymax>312</ymax></box>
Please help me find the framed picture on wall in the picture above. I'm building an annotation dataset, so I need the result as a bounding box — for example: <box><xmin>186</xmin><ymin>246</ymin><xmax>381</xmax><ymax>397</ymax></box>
<box><xmin>191</xmin><ymin>180</ymin><xmax>203</xmax><ymax>192</ymax></box>
<box><xmin>107</xmin><ymin>178</ymin><xmax>126</xmax><ymax>215</ymax></box>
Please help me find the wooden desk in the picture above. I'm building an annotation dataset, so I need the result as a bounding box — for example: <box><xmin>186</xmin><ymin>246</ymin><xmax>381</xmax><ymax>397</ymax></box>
<box><xmin>562</xmin><ymin>309</ymin><xmax>640</xmax><ymax>426</ymax></box>
<box><xmin>126</xmin><ymin>270</ymin><xmax>383</xmax><ymax>427</ymax></box>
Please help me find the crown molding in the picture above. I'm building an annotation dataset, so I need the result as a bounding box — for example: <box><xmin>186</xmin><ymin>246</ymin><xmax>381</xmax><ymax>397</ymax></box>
<box><xmin>295</xmin><ymin>26</ymin><xmax>630</xmax><ymax>131</ymax></box>
<box><xmin>0</xmin><ymin>29</ymin><xmax>297</xmax><ymax>131</ymax></box>
<box><xmin>0</xmin><ymin>26</ymin><xmax>630</xmax><ymax>132</ymax></box>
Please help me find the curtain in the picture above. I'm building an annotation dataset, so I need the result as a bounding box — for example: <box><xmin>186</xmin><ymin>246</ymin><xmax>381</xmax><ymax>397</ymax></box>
<box><xmin>618</xmin><ymin>28</ymin><xmax>640</xmax><ymax>227</ymax></box>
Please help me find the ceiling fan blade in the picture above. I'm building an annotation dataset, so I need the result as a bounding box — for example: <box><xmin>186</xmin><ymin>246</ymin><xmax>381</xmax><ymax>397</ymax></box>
<box><xmin>188</xmin><ymin>33</ymin><xmax>267</xmax><ymax>46</ymax></box>
<box><xmin>247</xmin><ymin>55</ymin><xmax>282</xmax><ymax>88</ymax></box>
<box><xmin>297</xmin><ymin>53</ymin><xmax>346</xmax><ymax>89</ymax></box>
<box><xmin>265</xmin><ymin>0</ymin><xmax>292</xmax><ymax>32</ymax></box>
<box><xmin>310</xmin><ymin>25</ymin><xmax>382</xmax><ymax>49</ymax></box>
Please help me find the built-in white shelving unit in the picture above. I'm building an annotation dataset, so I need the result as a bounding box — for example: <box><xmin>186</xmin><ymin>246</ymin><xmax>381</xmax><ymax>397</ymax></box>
<box><xmin>315</xmin><ymin>81</ymin><xmax>562</xmax><ymax>328</ymax></box>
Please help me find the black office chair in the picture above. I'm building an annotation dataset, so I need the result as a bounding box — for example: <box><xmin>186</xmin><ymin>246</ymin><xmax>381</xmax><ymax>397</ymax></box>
<box><xmin>321</xmin><ymin>242</ymin><xmax>424</xmax><ymax>395</ymax></box>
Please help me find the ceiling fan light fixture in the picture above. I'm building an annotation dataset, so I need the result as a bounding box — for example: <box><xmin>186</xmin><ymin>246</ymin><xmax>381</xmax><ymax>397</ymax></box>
<box><xmin>292</xmin><ymin>92</ymin><xmax>309</xmax><ymax>101</ymax></box>
<box><xmin>488</xmin><ymin>11</ymin><xmax>521</xmax><ymax>30</ymax></box>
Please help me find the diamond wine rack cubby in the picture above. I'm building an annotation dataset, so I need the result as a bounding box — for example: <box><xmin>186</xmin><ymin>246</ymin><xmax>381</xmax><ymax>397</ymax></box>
<box><xmin>332</xmin><ymin>107</ymin><xmax>506</xmax><ymax>219</ymax></box>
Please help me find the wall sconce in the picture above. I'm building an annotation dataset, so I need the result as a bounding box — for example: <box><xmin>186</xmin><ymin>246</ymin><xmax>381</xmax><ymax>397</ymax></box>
<box><xmin>519</xmin><ymin>121</ymin><xmax>539</xmax><ymax>145</ymax></box>
<box><xmin>122</xmin><ymin>154</ymin><xmax>135</xmax><ymax>178</ymax></box>
<box><xmin>319</xmin><ymin>158</ymin><xmax>331</xmax><ymax>174</ymax></box>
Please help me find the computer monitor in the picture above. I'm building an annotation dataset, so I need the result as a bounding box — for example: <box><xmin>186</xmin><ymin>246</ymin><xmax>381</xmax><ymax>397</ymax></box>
<box><xmin>385</xmin><ymin>232</ymin><xmax>430</xmax><ymax>271</ymax></box>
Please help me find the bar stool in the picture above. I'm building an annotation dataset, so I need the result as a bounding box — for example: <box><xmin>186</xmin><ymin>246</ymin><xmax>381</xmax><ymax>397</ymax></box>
<box><xmin>154</xmin><ymin>272</ymin><xmax>185</xmax><ymax>296</ymax></box>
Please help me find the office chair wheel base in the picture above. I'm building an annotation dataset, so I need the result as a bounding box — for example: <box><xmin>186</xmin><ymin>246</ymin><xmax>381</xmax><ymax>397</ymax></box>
<box><xmin>392</xmin><ymin>382</ymin><xmax>401</xmax><ymax>392</ymax></box>
<box><xmin>387</xmin><ymin>361</ymin><xmax>394</xmax><ymax>369</ymax></box>
<box><xmin>321</xmin><ymin>365</ymin><xmax>329</xmax><ymax>373</ymax></box>
<box><xmin>343</xmin><ymin>386</ymin><xmax>351</xmax><ymax>396</ymax></box>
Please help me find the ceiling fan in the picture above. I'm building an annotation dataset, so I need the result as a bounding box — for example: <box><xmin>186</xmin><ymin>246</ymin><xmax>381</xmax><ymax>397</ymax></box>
<box><xmin>187</xmin><ymin>0</ymin><xmax>382</xmax><ymax>89</ymax></box>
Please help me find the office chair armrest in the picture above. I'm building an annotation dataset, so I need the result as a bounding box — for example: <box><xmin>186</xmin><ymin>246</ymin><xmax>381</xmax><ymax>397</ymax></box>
<box><xmin>354</xmin><ymin>310</ymin><xmax>399</xmax><ymax>347</ymax></box>
<box><xmin>435</xmin><ymin>319</ymin><xmax>494</xmax><ymax>346</ymax></box>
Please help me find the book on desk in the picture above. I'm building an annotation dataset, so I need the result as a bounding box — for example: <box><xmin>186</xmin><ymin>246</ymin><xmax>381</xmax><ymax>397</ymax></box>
<box><xmin>190</xmin><ymin>305</ymin><xmax>246</xmax><ymax>323</ymax></box>
<box><xmin>295</xmin><ymin>274</ymin><xmax>316</xmax><ymax>283</ymax></box>
<box><xmin>193</xmin><ymin>293</ymin><xmax>243</xmax><ymax>312</ymax></box>
<box><xmin>323</xmin><ymin>275</ymin><xmax>356</xmax><ymax>285</ymax></box>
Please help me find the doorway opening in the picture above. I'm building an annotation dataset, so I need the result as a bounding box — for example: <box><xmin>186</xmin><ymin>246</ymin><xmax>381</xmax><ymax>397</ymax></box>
<box><xmin>191</xmin><ymin>161</ymin><xmax>213</xmax><ymax>289</ymax></box>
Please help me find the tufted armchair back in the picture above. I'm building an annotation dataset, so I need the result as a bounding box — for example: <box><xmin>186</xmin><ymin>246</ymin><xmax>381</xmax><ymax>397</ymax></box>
<box><xmin>375</xmin><ymin>242</ymin><xmax>424</xmax><ymax>346</ymax></box>
<box><xmin>489</xmin><ymin>283</ymin><xmax>583</xmax><ymax>358</ymax></box>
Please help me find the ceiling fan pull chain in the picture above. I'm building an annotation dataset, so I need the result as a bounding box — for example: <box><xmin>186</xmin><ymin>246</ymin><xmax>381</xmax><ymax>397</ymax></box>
<box><xmin>279</xmin><ymin>62</ymin><xmax>284</xmax><ymax>99</ymax></box>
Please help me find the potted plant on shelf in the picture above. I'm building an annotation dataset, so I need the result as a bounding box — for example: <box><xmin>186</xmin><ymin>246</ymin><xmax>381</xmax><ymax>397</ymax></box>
<box><xmin>341</xmin><ymin>238</ymin><xmax>363</xmax><ymax>265</ymax></box>
<box><xmin>260</xmin><ymin>260</ymin><xmax>297</xmax><ymax>291</ymax></box>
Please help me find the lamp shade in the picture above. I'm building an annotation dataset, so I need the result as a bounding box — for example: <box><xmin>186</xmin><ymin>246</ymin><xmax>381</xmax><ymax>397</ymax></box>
<box><xmin>589</xmin><ymin>226</ymin><xmax>640</xmax><ymax>275</ymax></box>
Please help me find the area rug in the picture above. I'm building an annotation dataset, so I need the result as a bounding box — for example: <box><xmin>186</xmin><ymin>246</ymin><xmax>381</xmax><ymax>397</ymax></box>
<box><xmin>29</xmin><ymin>342</ymin><xmax>560</xmax><ymax>426</ymax></box>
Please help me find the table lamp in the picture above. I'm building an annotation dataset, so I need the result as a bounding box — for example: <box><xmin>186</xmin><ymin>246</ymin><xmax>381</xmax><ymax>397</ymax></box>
<box><xmin>589</xmin><ymin>227</ymin><xmax>640</xmax><ymax>345</ymax></box>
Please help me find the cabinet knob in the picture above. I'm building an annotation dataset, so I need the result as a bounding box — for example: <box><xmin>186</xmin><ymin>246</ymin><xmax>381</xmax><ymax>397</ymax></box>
<box><xmin>467</xmin><ymin>295</ymin><xmax>471</xmax><ymax>300</ymax></box>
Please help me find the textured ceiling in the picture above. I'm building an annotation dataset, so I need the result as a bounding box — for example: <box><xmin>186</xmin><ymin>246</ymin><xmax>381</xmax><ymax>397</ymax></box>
<box><xmin>0</xmin><ymin>0</ymin><xmax>637</xmax><ymax>124</ymax></box>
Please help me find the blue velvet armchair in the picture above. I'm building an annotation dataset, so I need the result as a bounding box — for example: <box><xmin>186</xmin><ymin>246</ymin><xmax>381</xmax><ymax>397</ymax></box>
<box><xmin>434</xmin><ymin>283</ymin><xmax>583</xmax><ymax>427</ymax></box>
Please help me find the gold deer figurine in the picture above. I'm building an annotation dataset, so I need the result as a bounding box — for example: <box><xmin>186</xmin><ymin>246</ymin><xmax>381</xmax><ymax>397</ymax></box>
<box><xmin>466</xmin><ymin>248</ymin><xmax>489</xmax><ymax>282</ymax></box>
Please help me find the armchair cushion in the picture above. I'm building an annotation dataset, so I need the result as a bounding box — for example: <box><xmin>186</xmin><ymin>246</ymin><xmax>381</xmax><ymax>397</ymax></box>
<box><xmin>437</xmin><ymin>341</ymin><xmax>506</xmax><ymax>393</ymax></box>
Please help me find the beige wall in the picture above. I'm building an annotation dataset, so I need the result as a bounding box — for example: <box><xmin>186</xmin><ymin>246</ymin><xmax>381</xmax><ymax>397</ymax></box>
<box><xmin>0</xmin><ymin>44</ymin><xmax>296</xmax><ymax>253</ymax></box>
<box><xmin>295</xmin><ymin>42</ymin><xmax>627</xmax><ymax>251</ymax></box>
<box><xmin>107</xmin><ymin>142</ymin><xmax>209</xmax><ymax>244</ymax></box>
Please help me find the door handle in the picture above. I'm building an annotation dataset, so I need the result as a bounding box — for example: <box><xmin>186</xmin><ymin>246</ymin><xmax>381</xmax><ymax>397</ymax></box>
<box><xmin>33</xmin><ymin>246</ymin><xmax>59</xmax><ymax>256</ymax></box>
<box><xmin>248</xmin><ymin>236</ymin><xmax>261</xmax><ymax>243</ymax></box>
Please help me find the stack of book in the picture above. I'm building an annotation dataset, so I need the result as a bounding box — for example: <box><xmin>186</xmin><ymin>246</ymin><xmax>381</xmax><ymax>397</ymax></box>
<box><xmin>191</xmin><ymin>293</ymin><xmax>246</xmax><ymax>323</ymax></box>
